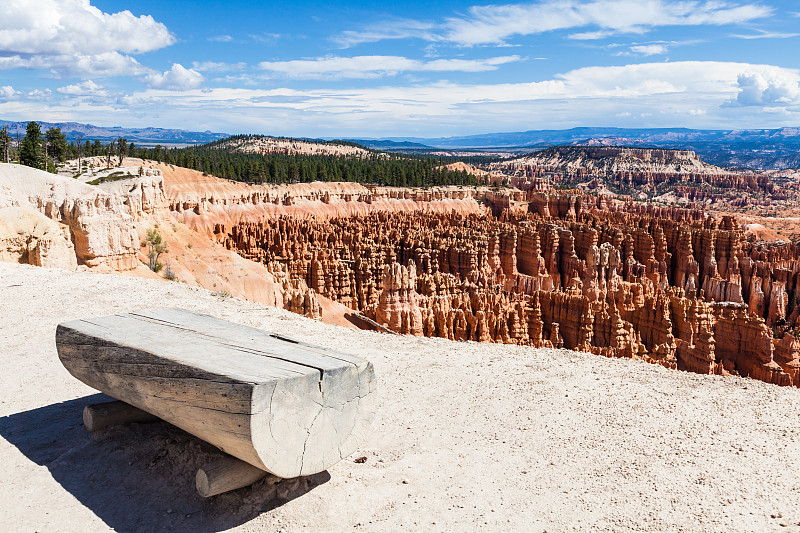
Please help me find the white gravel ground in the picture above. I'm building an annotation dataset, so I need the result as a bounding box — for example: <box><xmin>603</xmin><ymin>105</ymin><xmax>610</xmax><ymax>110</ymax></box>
<box><xmin>1</xmin><ymin>262</ymin><xmax>800</xmax><ymax>532</ymax></box>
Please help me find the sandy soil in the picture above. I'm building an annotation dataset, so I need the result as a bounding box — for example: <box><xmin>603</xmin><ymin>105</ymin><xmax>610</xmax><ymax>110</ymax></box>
<box><xmin>2</xmin><ymin>262</ymin><xmax>800</xmax><ymax>532</ymax></box>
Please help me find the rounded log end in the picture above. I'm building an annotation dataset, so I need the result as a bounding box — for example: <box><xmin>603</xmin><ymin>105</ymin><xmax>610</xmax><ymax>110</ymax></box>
<box><xmin>252</xmin><ymin>360</ymin><xmax>377</xmax><ymax>478</ymax></box>
<box><xmin>196</xmin><ymin>456</ymin><xmax>269</xmax><ymax>497</ymax></box>
<box><xmin>82</xmin><ymin>400</ymin><xmax>159</xmax><ymax>432</ymax></box>
<box><xmin>82</xmin><ymin>405</ymin><xmax>97</xmax><ymax>432</ymax></box>
<box><xmin>196</xmin><ymin>469</ymin><xmax>213</xmax><ymax>498</ymax></box>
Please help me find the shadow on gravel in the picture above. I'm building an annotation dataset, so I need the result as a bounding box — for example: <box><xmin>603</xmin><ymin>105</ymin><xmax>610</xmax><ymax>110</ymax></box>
<box><xmin>0</xmin><ymin>393</ymin><xmax>329</xmax><ymax>532</ymax></box>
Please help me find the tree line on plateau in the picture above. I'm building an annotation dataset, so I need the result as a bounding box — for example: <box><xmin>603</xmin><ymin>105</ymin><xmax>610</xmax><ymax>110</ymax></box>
<box><xmin>1</xmin><ymin>125</ymin><xmax>480</xmax><ymax>188</ymax></box>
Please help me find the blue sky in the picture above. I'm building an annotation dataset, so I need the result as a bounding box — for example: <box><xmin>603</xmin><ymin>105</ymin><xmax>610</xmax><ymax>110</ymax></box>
<box><xmin>1</xmin><ymin>0</ymin><xmax>800</xmax><ymax>137</ymax></box>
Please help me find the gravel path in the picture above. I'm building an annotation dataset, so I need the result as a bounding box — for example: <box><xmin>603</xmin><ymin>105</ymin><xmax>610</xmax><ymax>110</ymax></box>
<box><xmin>1</xmin><ymin>262</ymin><xmax>799</xmax><ymax>532</ymax></box>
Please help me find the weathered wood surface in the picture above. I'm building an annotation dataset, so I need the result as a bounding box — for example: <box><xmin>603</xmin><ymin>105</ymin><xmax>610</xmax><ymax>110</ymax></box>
<box><xmin>83</xmin><ymin>399</ymin><xmax>159</xmax><ymax>432</ymax></box>
<box><xmin>196</xmin><ymin>455</ymin><xmax>273</xmax><ymax>497</ymax></box>
<box><xmin>56</xmin><ymin>308</ymin><xmax>376</xmax><ymax>478</ymax></box>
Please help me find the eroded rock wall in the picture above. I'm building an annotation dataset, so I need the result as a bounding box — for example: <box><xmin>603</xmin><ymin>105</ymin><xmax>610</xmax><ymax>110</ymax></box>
<box><xmin>494</xmin><ymin>146</ymin><xmax>774</xmax><ymax>195</ymax></box>
<box><xmin>218</xmin><ymin>189</ymin><xmax>800</xmax><ymax>387</ymax></box>
<box><xmin>0</xmin><ymin>163</ymin><xmax>141</xmax><ymax>270</ymax></box>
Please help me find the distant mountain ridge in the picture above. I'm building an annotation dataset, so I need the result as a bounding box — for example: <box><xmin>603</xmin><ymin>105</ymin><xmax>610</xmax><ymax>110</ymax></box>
<box><xmin>383</xmin><ymin>127</ymin><xmax>800</xmax><ymax>148</ymax></box>
<box><xmin>347</xmin><ymin>139</ymin><xmax>433</xmax><ymax>150</ymax></box>
<box><xmin>0</xmin><ymin>120</ymin><xmax>229</xmax><ymax>145</ymax></box>
<box><xmin>373</xmin><ymin>127</ymin><xmax>800</xmax><ymax>170</ymax></box>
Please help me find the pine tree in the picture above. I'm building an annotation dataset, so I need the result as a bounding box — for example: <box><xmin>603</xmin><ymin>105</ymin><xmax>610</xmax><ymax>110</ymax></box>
<box><xmin>45</xmin><ymin>127</ymin><xmax>67</xmax><ymax>164</ymax></box>
<box><xmin>117</xmin><ymin>138</ymin><xmax>127</xmax><ymax>166</ymax></box>
<box><xmin>0</xmin><ymin>126</ymin><xmax>10</xmax><ymax>163</ymax></box>
<box><xmin>75</xmin><ymin>133</ymin><xmax>84</xmax><ymax>174</ymax></box>
<box><xmin>19</xmin><ymin>122</ymin><xmax>43</xmax><ymax>169</ymax></box>
<box><xmin>105</xmin><ymin>139</ymin><xmax>115</xmax><ymax>167</ymax></box>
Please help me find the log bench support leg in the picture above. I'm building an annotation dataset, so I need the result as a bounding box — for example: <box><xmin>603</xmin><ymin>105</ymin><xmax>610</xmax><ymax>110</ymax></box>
<box><xmin>83</xmin><ymin>400</ymin><xmax>160</xmax><ymax>432</ymax></box>
<box><xmin>85</xmin><ymin>400</ymin><xmax>273</xmax><ymax>497</ymax></box>
<box><xmin>196</xmin><ymin>455</ymin><xmax>275</xmax><ymax>497</ymax></box>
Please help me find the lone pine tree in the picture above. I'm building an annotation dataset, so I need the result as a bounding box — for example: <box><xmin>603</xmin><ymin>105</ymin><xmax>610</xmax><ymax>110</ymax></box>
<box><xmin>0</xmin><ymin>126</ymin><xmax>10</xmax><ymax>163</ymax></box>
<box><xmin>19</xmin><ymin>122</ymin><xmax>43</xmax><ymax>169</ymax></box>
<box><xmin>45</xmin><ymin>127</ymin><xmax>68</xmax><ymax>164</ymax></box>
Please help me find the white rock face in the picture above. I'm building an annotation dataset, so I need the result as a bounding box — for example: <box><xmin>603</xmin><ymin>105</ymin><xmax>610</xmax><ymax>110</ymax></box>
<box><xmin>95</xmin><ymin>169</ymin><xmax>169</xmax><ymax>219</ymax></box>
<box><xmin>0</xmin><ymin>163</ymin><xmax>142</xmax><ymax>270</ymax></box>
<box><xmin>0</xmin><ymin>206</ymin><xmax>78</xmax><ymax>269</ymax></box>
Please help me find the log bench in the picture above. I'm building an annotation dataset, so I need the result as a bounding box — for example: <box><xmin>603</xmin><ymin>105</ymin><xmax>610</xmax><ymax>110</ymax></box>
<box><xmin>55</xmin><ymin>308</ymin><xmax>376</xmax><ymax>496</ymax></box>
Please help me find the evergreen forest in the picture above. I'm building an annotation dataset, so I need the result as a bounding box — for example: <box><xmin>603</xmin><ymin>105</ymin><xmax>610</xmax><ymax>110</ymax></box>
<box><xmin>3</xmin><ymin>127</ymin><xmax>482</xmax><ymax>188</ymax></box>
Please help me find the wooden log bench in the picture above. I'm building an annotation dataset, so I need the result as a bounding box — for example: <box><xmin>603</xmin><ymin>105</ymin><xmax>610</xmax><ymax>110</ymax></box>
<box><xmin>55</xmin><ymin>308</ymin><xmax>376</xmax><ymax>496</ymax></box>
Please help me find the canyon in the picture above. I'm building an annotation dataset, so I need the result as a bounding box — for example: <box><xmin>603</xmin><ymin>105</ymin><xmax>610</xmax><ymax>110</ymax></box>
<box><xmin>4</xmin><ymin>145</ymin><xmax>800</xmax><ymax>389</ymax></box>
<box><xmin>163</xmin><ymin>147</ymin><xmax>800</xmax><ymax>388</ymax></box>
<box><xmin>210</xmin><ymin>191</ymin><xmax>800</xmax><ymax>387</ymax></box>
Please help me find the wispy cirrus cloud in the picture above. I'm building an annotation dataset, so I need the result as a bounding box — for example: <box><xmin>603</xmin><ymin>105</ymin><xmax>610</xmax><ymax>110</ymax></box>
<box><xmin>334</xmin><ymin>1</ymin><xmax>772</xmax><ymax>47</ymax></box>
<box><xmin>331</xmin><ymin>18</ymin><xmax>439</xmax><ymax>47</ymax></box>
<box><xmin>628</xmin><ymin>44</ymin><xmax>669</xmax><ymax>56</ymax></box>
<box><xmin>568</xmin><ymin>30</ymin><xmax>621</xmax><ymax>40</ymax></box>
<box><xmin>258</xmin><ymin>55</ymin><xmax>522</xmax><ymax>80</ymax></box>
<box><xmin>730</xmin><ymin>29</ymin><xmax>800</xmax><ymax>39</ymax></box>
<box><xmin>192</xmin><ymin>61</ymin><xmax>247</xmax><ymax>72</ymax></box>
<box><xmin>443</xmin><ymin>0</ymin><xmax>772</xmax><ymax>45</ymax></box>
<box><xmin>249</xmin><ymin>33</ymin><xmax>283</xmax><ymax>44</ymax></box>
<box><xmin>606</xmin><ymin>38</ymin><xmax>703</xmax><ymax>57</ymax></box>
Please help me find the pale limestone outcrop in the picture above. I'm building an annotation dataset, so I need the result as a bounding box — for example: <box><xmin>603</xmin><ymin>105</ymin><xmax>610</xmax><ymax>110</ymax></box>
<box><xmin>0</xmin><ymin>206</ymin><xmax>78</xmax><ymax>269</ymax></box>
<box><xmin>0</xmin><ymin>163</ymin><xmax>140</xmax><ymax>270</ymax></box>
<box><xmin>95</xmin><ymin>168</ymin><xmax>169</xmax><ymax>219</ymax></box>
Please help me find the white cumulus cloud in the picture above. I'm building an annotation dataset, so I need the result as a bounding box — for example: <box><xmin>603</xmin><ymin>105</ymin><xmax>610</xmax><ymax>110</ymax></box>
<box><xmin>0</xmin><ymin>0</ymin><xmax>174</xmax><ymax>55</ymax></box>
<box><xmin>0</xmin><ymin>0</ymin><xmax>174</xmax><ymax>77</ymax></box>
<box><xmin>0</xmin><ymin>85</ymin><xmax>16</xmax><ymax>99</ymax></box>
<box><xmin>734</xmin><ymin>71</ymin><xmax>800</xmax><ymax>106</ymax></box>
<box><xmin>9</xmin><ymin>60</ymin><xmax>800</xmax><ymax>137</ymax></box>
<box><xmin>144</xmin><ymin>63</ymin><xmax>205</xmax><ymax>90</ymax></box>
<box><xmin>26</xmin><ymin>89</ymin><xmax>52</xmax><ymax>100</ymax></box>
<box><xmin>57</xmin><ymin>79</ymin><xmax>107</xmax><ymax>96</ymax></box>
<box><xmin>0</xmin><ymin>51</ymin><xmax>147</xmax><ymax>78</ymax></box>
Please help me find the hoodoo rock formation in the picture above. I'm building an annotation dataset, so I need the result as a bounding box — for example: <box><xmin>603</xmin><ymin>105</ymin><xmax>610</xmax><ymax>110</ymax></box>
<box><xmin>216</xmin><ymin>189</ymin><xmax>800</xmax><ymax>388</ymax></box>
<box><xmin>165</xmin><ymin>175</ymin><xmax>485</xmax><ymax>240</ymax></box>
